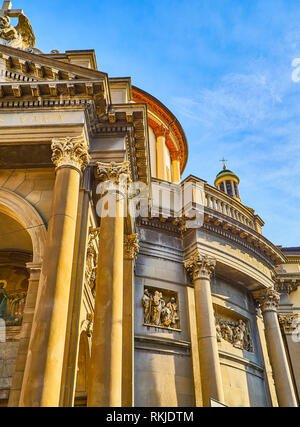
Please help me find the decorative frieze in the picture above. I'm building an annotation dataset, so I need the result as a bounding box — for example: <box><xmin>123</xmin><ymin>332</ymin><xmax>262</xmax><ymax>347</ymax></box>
<box><xmin>142</xmin><ymin>287</ymin><xmax>180</xmax><ymax>330</ymax></box>
<box><xmin>253</xmin><ymin>288</ymin><xmax>280</xmax><ymax>312</ymax></box>
<box><xmin>184</xmin><ymin>251</ymin><xmax>216</xmax><ymax>281</ymax></box>
<box><xmin>278</xmin><ymin>313</ymin><xmax>299</xmax><ymax>334</ymax></box>
<box><xmin>124</xmin><ymin>234</ymin><xmax>139</xmax><ymax>260</ymax></box>
<box><xmin>51</xmin><ymin>134</ymin><xmax>90</xmax><ymax>171</ymax></box>
<box><xmin>215</xmin><ymin>316</ymin><xmax>253</xmax><ymax>352</ymax></box>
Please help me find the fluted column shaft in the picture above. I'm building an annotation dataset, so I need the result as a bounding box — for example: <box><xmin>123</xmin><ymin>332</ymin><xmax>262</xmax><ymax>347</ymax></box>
<box><xmin>87</xmin><ymin>161</ymin><xmax>130</xmax><ymax>407</ymax></box>
<box><xmin>253</xmin><ymin>288</ymin><xmax>298</xmax><ymax>407</ymax></box>
<box><xmin>185</xmin><ymin>252</ymin><xmax>224</xmax><ymax>407</ymax></box>
<box><xmin>19</xmin><ymin>135</ymin><xmax>89</xmax><ymax>407</ymax></box>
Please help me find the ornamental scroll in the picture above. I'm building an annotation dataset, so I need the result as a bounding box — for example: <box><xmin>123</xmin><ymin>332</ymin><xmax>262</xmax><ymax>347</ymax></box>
<box><xmin>215</xmin><ymin>316</ymin><xmax>253</xmax><ymax>352</ymax></box>
<box><xmin>142</xmin><ymin>287</ymin><xmax>180</xmax><ymax>330</ymax></box>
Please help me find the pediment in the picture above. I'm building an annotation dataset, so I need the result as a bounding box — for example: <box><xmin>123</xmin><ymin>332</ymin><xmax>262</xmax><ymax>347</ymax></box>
<box><xmin>0</xmin><ymin>44</ymin><xmax>110</xmax><ymax>116</ymax></box>
<box><xmin>0</xmin><ymin>43</ymin><xmax>108</xmax><ymax>83</ymax></box>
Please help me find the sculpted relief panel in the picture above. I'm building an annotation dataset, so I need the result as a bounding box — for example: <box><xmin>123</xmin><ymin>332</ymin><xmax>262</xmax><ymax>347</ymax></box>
<box><xmin>215</xmin><ymin>312</ymin><xmax>253</xmax><ymax>352</ymax></box>
<box><xmin>142</xmin><ymin>287</ymin><xmax>180</xmax><ymax>330</ymax></box>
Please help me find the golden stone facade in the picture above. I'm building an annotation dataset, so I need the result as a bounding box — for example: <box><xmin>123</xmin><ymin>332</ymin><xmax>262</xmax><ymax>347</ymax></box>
<box><xmin>0</xmin><ymin>2</ymin><xmax>299</xmax><ymax>408</ymax></box>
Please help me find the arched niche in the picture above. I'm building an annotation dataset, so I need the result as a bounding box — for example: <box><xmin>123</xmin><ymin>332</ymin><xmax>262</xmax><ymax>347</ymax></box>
<box><xmin>0</xmin><ymin>188</ymin><xmax>47</xmax><ymax>264</ymax></box>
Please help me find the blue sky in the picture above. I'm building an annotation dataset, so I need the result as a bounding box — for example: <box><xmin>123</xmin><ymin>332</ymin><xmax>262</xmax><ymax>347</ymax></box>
<box><xmin>14</xmin><ymin>0</ymin><xmax>300</xmax><ymax>246</ymax></box>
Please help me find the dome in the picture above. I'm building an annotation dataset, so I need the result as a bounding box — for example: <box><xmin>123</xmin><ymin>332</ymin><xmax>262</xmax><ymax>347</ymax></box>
<box><xmin>214</xmin><ymin>164</ymin><xmax>241</xmax><ymax>200</ymax></box>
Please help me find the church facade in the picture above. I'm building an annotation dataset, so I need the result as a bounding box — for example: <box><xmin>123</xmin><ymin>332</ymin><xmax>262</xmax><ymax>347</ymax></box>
<box><xmin>0</xmin><ymin>2</ymin><xmax>299</xmax><ymax>407</ymax></box>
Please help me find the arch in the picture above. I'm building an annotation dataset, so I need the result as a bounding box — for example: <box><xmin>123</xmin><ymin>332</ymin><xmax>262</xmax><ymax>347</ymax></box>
<box><xmin>0</xmin><ymin>188</ymin><xmax>47</xmax><ymax>264</ymax></box>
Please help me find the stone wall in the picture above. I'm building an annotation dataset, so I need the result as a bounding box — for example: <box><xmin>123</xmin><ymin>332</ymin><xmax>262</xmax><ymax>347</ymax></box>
<box><xmin>134</xmin><ymin>226</ymin><xmax>195</xmax><ymax>407</ymax></box>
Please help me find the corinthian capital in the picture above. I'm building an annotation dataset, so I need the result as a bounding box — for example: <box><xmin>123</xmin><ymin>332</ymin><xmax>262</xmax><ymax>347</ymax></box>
<box><xmin>96</xmin><ymin>161</ymin><xmax>131</xmax><ymax>185</ymax></box>
<box><xmin>184</xmin><ymin>251</ymin><xmax>216</xmax><ymax>281</ymax></box>
<box><xmin>253</xmin><ymin>288</ymin><xmax>280</xmax><ymax>312</ymax></box>
<box><xmin>278</xmin><ymin>313</ymin><xmax>299</xmax><ymax>334</ymax></box>
<box><xmin>124</xmin><ymin>234</ymin><xmax>139</xmax><ymax>260</ymax></box>
<box><xmin>51</xmin><ymin>135</ymin><xmax>90</xmax><ymax>171</ymax></box>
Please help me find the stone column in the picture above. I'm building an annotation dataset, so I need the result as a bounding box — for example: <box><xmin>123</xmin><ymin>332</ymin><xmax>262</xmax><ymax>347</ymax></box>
<box><xmin>184</xmin><ymin>251</ymin><xmax>224</xmax><ymax>407</ymax></box>
<box><xmin>19</xmin><ymin>135</ymin><xmax>90</xmax><ymax>407</ymax></box>
<box><xmin>8</xmin><ymin>263</ymin><xmax>41</xmax><ymax>407</ymax></box>
<box><xmin>122</xmin><ymin>233</ymin><xmax>139</xmax><ymax>407</ymax></box>
<box><xmin>253</xmin><ymin>288</ymin><xmax>298</xmax><ymax>407</ymax></box>
<box><xmin>156</xmin><ymin>126</ymin><xmax>168</xmax><ymax>181</ymax></box>
<box><xmin>170</xmin><ymin>151</ymin><xmax>181</xmax><ymax>184</ymax></box>
<box><xmin>87</xmin><ymin>161</ymin><xmax>130</xmax><ymax>407</ymax></box>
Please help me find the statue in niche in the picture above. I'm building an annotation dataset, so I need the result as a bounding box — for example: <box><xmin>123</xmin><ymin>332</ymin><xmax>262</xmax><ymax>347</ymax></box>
<box><xmin>161</xmin><ymin>300</ymin><xmax>172</xmax><ymax>327</ymax></box>
<box><xmin>233</xmin><ymin>320</ymin><xmax>246</xmax><ymax>349</ymax></box>
<box><xmin>216</xmin><ymin>321</ymin><xmax>222</xmax><ymax>342</ymax></box>
<box><xmin>142</xmin><ymin>288</ymin><xmax>151</xmax><ymax>324</ymax></box>
<box><xmin>142</xmin><ymin>288</ymin><xmax>180</xmax><ymax>330</ymax></box>
<box><xmin>151</xmin><ymin>291</ymin><xmax>163</xmax><ymax>326</ymax></box>
<box><xmin>170</xmin><ymin>297</ymin><xmax>179</xmax><ymax>327</ymax></box>
<box><xmin>221</xmin><ymin>322</ymin><xmax>233</xmax><ymax>342</ymax></box>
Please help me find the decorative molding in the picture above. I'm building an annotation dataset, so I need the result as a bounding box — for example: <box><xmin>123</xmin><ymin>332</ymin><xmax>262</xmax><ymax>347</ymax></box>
<box><xmin>184</xmin><ymin>251</ymin><xmax>216</xmax><ymax>281</ymax></box>
<box><xmin>253</xmin><ymin>288</ymin><xmax>280</xmax><ymax>312</ymax></box>
<box><xmin>124</xmin><ymin>233</ymin><xmax>139</xmax><ymax>260</ymax></box>
<box><xmin>278</xmin><ymin>313</ymin><xmax>299</xmax><ymax>334</ymax></box>
<box><xmin>51</xmin><ymin>134</ymin><xmax>90</xmax><ymax>171</ymax></box>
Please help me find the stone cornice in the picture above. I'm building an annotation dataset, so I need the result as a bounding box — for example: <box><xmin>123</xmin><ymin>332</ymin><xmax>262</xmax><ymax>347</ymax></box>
<box><xmin>203</xmin><ymin>211</ymin><xmax>285</xmax><ymax>266</ymax></box>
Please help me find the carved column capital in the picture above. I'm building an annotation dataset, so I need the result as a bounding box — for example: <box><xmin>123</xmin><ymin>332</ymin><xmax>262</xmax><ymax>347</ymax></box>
<box><xmin>153</xmin><ymin>124</ymin><xmax>168</xmax><ymax>138</ymax></box>
<box><xmin>51</xmin><ymin>134</ymin><xmax>90</xmax><ymax>171</ymax></box>
<box><xmin>278</xmin><ymin>313</ymin><xmax>299</xmax><ymax>334</ymax></box>
<box><xmin>253</xmin><ymin>288</ymin><xmax>280</xmax><ymax>312</ymax></box>
<box><xmin>275</xmin><ymin>279</ymin><xmax>299</xmax><ymax>294</ymax></box>
<box><xmin>124</xmin><ymin>234</ymin><xmax>139</xmax><ymax>260</ymax></box>
<box><xmin>96</xmin><ymin>161</ymin><xmax>131</xmax><ymax>185</ymax></box>
<box><xmin>170</xmin><ymin>150</ymin><xmax>181</xmax><ymax>162</ymax></box>
<box><xmin>184</xmin><ymin>251</ymin><xmax>216</xmax><ymax>281</ymax></box>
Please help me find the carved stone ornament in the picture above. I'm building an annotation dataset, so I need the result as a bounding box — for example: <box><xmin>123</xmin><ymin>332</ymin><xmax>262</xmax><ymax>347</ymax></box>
<box><xmin>184</xmin><ymin>251</ymin><xmax>216</xmax><ymax>281</ymax></box>
<box><xmin>96</xmin><ymin>161</ymin><xmax>131</xmax><ymax>185</ymax></box>
<box><xmin>215</xmin><ymin>316</ymin><xmax>253</xmax><ymax>352</ymax></box>
<box><xmin>124</xmin><ymin>234</ymin><xmax>139</xmax><ymax>260</ymax></box>
<box><xmin>253</xmin><ymin>288</ymin><xmax>280</xmax><ymax>313</ymax></box>
<box><xmin>81</xmin><ymin>313</ymin><xmax>94</xmax><ymax>338</ymax></box>
<box><xmin>84</xmin><ymin>228</ymin><xmax>99</xmax><ymax>296</ymax></box>
<box><xmin>0</xmin><ymin>2</ymin><xmax>36</xmax><ymax>50</ymax></box>
<box><xmin>275</xmin><ymin>280</ymin><xmax>299</xmax><ymax>294</ymax></box>
<box><xmin>142</xmin><ymin>288</ymin><xmax>180</xmax><ymax>330</ymax></box>
<box><xmin>278</xmin><ymin>313</ymin><xmax>299</xmax><ymax>334</ymax></box>
<box><xmin>51</xmin><ymin>135</ymin><xmax>90</xmax><ymax>171</ymax></box>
